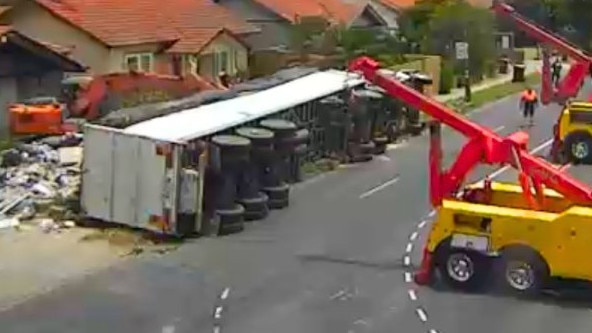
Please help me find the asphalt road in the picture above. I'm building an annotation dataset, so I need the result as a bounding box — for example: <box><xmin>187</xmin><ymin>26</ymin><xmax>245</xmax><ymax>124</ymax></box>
<box><xmin>0</xmin><ymin>87</ymin><xmax>590</xmax><ymax>333</ymax></box>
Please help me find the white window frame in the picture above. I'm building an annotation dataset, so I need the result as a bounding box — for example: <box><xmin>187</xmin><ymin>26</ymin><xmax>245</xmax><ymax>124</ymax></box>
<box><xmin>213</xmin><ymin>51</ymin><xmax>230</xmax><ymax>75</ymax></box>
<box><xmin>124</xmin><ymin>53</ymin><xmax>154</xmax><ymax>72</ymax></box>
<box><xmin>181</xmin><ymin>54</ymin><xmax>200</xmax><ymax>75</ymax></box>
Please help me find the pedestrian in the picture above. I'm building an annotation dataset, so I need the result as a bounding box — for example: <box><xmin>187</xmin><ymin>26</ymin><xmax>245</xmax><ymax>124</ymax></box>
<box><xmin>551</xmin><ymin>57</ymin><xmax>563</xmax><ymax>87</ymax></box>
<box><xmin>520</xmin><ymin>86</ymin><xmax>538</xmax><ymax>125</ymax></box>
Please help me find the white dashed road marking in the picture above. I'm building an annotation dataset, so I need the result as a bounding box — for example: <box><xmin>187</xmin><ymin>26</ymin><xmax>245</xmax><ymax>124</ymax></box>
<box><xmin>359</xmin><ymin>176</ymin><xmax>400</xmax><ymax>198</ymax></box>
<box><xmin>416</xmin><ymin>308</ymin><xmax>428</xmax><ymax>322</ymax></box>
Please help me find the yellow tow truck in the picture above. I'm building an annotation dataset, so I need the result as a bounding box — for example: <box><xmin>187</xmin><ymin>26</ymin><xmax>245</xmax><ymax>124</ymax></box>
<box><xmin>346</xmin><ymin>55</ymin><xmax>592</xmax><ymax>296</ymax></box>
<box><xmin>551</xmin><ymin>101</ymin><xmax>592</xmax><ymax>164</ymax></box>
<box><xmin>422</xmin><ymin>181</ymin><xmax>592</xmax><ymax>294</ymax></box>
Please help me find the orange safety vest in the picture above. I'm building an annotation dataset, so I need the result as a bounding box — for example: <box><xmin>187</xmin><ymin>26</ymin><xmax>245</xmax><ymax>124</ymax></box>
<box><xmin>521</xmin><ymin>90</ymin><xmax>537</xmax><ymax>102</ymax></box>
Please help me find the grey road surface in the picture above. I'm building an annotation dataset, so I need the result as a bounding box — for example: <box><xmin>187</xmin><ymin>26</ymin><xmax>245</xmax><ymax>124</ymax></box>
<box><xmin>0</xmin><ymin>88</ymin><xmax>587</xmax><ymax>333</ymax></box>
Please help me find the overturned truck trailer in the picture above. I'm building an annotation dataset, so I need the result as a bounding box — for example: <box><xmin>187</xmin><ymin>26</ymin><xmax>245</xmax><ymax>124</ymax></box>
<box><xmin>81</xmin><ymin>70</ymin><xmax>364</xmax><ymax>236</ymax></box>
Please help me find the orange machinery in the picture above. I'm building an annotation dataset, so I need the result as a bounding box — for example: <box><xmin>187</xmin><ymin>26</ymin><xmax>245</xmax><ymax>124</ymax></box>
<box><xmin>9</xmin><ymin>71</ymin><xmax>218</xmax><ymax>136</ymax></box>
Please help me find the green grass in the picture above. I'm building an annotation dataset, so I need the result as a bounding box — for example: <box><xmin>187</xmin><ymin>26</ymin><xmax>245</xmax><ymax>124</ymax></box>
<box><xmin>447</xmin><ymin>73</ymin><xmax>541</xmax><ymax>113</ymax></box>
<box><xmin>0</xmin><ymin>137</ymin><xmax>12</xmax><ymax>151</ymax></box>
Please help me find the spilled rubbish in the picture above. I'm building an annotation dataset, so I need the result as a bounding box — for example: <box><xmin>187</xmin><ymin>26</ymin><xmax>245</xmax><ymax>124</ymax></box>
<box><xmin>0</xmin><ymin>134</ymin><xmax>83</xmax><ymax>232</ymax></box>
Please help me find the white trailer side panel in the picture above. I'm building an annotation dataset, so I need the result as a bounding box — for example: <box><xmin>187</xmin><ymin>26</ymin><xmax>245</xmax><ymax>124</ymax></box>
<box><xmin>81</xmin><ymin>124</ymin><xmax>114</xmax><ymax>221</ymax></box>
<box><xmin>111</xmin><ymin>132</ymin><xmax>139</xmax><ymax>225</ymax></box>
<box><xmin>82</xmin><ymin>124</ymin><xmax>175</xmax><ymax>233</ymax></box>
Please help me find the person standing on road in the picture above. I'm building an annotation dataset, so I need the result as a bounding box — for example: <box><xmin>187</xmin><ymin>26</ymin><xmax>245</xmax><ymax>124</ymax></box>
<box><xmin>551</xmin><ymin>57</ymin><xmax>563</xmax><ymax>87</ymax></box>
<box><xmin>520</xmin><ymin>86</ymin><xmax>538</xmax><ymax>125</ymax></box>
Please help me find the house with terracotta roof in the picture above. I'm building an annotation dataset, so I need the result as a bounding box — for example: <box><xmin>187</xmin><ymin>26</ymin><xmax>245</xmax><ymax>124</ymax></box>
<box><xmin>218</xmin><ymin>0</ymin><xmax>399</xmax><ymax>51</ymax></box>
<box><xmin>0</xmin><ymin>0</ymin><xmax>260</xmax><ymax>81</ymax></box>
<box><xmin>0</xmin><ymin>25</ymin><xmax>85</xmax><ymax>135</ymax></box>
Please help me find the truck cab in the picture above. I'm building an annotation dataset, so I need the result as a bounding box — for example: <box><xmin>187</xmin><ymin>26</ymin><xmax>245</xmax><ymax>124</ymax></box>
<box><xmin>551</xmin><ymin>101</ymin><xmax>592</xmax><ymax>164</ymax></box>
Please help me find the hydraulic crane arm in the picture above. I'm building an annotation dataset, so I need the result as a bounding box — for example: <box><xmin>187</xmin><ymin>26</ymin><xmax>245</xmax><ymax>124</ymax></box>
<box><xmin>348</xmin><ymin>56</ymin><xmax>592</xmax><ymax>207</ymax></box>
<box><xmin>491</xmin><ymin>1</ymin><xmax>589</xmax><ymax>62</ymax></box>
<box><xmin>491</xmin><ymin>1</ymin><xmax>591</xmax><ymax>104</ymax></box>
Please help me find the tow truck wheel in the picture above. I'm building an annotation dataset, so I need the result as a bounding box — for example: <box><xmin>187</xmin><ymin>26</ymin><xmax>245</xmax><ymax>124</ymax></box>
<box><xmin>437</xmin><ymin>247</ymin><xmax>489</xmax><ymax>291</ymax></box>
<box><xmin>564</xmin><ymin>131</ymin><xmax>592</xmax><ymax>164</ymax></box>
<box><xmin>498</xmin><ymin>248</ymin><xmax>549</xmax><ymax>296</ymax></box>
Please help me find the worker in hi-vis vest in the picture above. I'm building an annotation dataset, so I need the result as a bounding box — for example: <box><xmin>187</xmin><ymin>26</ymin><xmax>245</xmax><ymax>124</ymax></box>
<box><xmin>520</xmin><ymin>87</ymin><xmax>538</xmax><ymax>125</ymax></box>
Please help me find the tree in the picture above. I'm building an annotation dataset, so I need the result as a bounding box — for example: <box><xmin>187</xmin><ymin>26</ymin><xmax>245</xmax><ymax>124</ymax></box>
<box><xmin>400</xmin><ymin>0</ymin><xmax>496</xmax><ymax>80</ymax></box>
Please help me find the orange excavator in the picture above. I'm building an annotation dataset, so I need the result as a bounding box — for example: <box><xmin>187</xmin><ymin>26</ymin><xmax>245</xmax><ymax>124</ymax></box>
<box><xmin>9</xmin><ymin>72</ymin><xmax>219</xmax><ymax>136</ymax></box>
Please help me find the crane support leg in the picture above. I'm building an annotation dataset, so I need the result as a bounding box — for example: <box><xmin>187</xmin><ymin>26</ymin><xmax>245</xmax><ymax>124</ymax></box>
<box><xmin>428</xmin><ymin>121</ymin><xmax>443</xmax><ymax>207</ymax></box>
<box><xmin>541</xmin><ymin>46</ymin><xmax>553</xmax><ymax>105</ymax></box>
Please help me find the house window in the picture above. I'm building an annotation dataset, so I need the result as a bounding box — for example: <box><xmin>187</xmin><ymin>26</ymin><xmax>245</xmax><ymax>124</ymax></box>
<box><xmin>184</xmin><ymin>54</ymin><xmax>199</xmax><ymax>75</ymax></box>
<box><xmin>213</xmin><ymin>51</ymin><xmax>229</xmax><ymax>74</ymax></box>
<box><xmin>124</xmin><ymin>53</ymin><xmax>153</xmax><ymax>72</ymax></box>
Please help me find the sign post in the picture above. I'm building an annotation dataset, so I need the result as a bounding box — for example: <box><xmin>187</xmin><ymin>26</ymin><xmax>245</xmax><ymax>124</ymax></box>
<box><xmin>455</xmin><ymin>41</ymin><xmax>471</xmax><ymax>102</ymax></box>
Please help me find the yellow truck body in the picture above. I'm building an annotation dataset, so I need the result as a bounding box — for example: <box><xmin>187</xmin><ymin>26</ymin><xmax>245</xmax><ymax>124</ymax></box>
<box><xmin>554</xmin><ymin>101</ymin><xmax>592</xmax><ymax>163</ymax></box>
<box><xmin>425</xmin><ymin>181</ymin><xmax>592</xmax><ymax>292</ymax></box>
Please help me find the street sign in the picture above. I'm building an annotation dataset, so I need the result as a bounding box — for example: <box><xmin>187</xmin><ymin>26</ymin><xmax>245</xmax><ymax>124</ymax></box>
<box><xmin>455</xmin><ymin>42</ymin><xmax>469</xmax><ymax>60</ymax></box>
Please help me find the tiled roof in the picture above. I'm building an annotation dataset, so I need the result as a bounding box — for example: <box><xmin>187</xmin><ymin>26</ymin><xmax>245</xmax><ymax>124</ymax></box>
<box><xmin>378</xmin><ymin>0</ymin><xmax>491</xmax><ymax>10</ymax></box>
<box><xmin>35</xmin><ymin>0</ymin><xmax>259</xmax><ymax>47</ymax></box>
<box><xmin>0</xmin><ymin>25</ymin><xmax>85</xmax><ymax>70</ymax></box>
<box><xmin>167</xmin><ymin>28</ymin><xmax>241</xmax><ymax>53</ymax></box>
<box><xmin>377</xmin><ymin>0</ymin><xmax>415</xmax><ymax>10</ymax></box>
<box><xmin>252</xmin><ymin>0</ymin><xmax>364</xmax><ymax>23</ymax></box>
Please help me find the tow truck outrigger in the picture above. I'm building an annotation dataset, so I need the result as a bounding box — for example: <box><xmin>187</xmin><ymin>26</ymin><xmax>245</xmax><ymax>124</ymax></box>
<box><xmin>349</xmin><ymin>56</ymin><xmax>592</xmax><ymax>295</ymax></box>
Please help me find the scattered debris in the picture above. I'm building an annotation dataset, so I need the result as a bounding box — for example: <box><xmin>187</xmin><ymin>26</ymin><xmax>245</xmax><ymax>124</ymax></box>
<box><xmin>0</xmin><ymin>134</ymin><xmax>83</xmax><ymax>232</ymax></box>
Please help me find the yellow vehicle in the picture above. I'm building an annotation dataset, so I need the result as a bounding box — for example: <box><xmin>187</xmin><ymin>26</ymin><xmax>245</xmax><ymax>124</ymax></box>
<box><xmin>551</xmin><ymin>101</ymin><xmax>592</xmax><ymax>164</ymax></box>
<box><xmin>421</xmin><ymin>181</ymin><xmax>592</xmax><ymax>294</ymax></box>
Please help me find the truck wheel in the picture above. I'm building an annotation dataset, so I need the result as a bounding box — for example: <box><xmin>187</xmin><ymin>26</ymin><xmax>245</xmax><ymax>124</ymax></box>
<box><xmin>236</xmin><ymin>127</ymin><xmax>274</xmax><ymax>145</ymax></box>
<box><xmin>259</xmin><ymin>119</ymin><xmax>297</xmax><ymax>138</ymax></box>
<box><xmin>350</xmin><ymin>154</ymin><xmax>373</xmax><ymax>163</ymax></box>
<box><xmin>436</xmin><ymin>247</ymin><xmax>489</xmax><ymax>291</ymax></box>
<box><xmin>215</xmin><ymin>204</ymin><xmax>245</xmax><ymax>235</ymax></box>
<box><xmin>359</xmin><ymin>141</ymin><xmax>375</xmax><ymax>155</ymax></box>
<box><xmin>268</xmin><ymin>197</ymin><xmax>289</xmax><ymax>209</ymax></box>
<box><xmin>498</xmin><ymin>248</ymin><xmax>549</xmax><ymax>296</ymax></box>
<box><xmin>564</xmin><ymin>131</ymin><xmax>592</xmax><ymax>164</ymax></box>
<box><xmin>262</xmin><ymin>183</ymin><xmax>290</xmax><ymax>201</ymax></box>
<box><xmin>238</xmin><ymin>192</ymin><xmax>269</xmax><ymax>221</ymax></box>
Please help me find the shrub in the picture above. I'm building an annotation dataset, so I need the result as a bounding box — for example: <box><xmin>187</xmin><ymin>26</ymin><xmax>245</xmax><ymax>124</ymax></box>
<box><xmin>439</xmin><ymin>61</ymin><xmax>455</xmax><ymax>94</ymax></box>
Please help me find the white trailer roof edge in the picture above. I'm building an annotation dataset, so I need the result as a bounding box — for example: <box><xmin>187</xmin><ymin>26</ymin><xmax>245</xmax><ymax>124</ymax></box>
<box><xmin>123</xmin><ymin>70</ymin><xmax>365</xmax><ymax>143</ymax></box>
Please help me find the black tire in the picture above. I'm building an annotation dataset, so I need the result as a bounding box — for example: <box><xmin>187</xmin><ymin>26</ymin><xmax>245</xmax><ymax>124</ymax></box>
<box><xmin>212</xmin><ymin>135</ymin><xmax>251</xmax><ymax>148</ymax></box>
<box><xmin>293</xmin><ymin>128</ymin><xmax>310</xmax><ymax>145</ymax></box>
<box><xmin>216</xmin><ymin>204</ymin><xmax>245</xmax><ymax>235</ymax></box>
<box><xmin>435</xmin><ymin>246</ymin><xmax>490</xmax><ymax>291</ymax></box>
<box><xmin>244</xmin><ymin>208</ymin><xmax>269</xmax><ymax>221</ymax></box>
<box><xmin>260</xmin><ymin>119</ymin><xmax>297</xmax><ymax>138</ymax></box>
<box><xmin>373</xmin><ymin>143</ymin><xmax>387</xmax><ymax>155</ymax></box>
<box><xmin>293</xmin><ymin>143</ymin><xmax>308</xmax><ymax>155</ymax></box>
<box><xmin>359</xmin><ymin>141</ymin><xmax>375</xmax><ymax>155</ymax></box>
<box><xmin>349</xmin><ymin>153</ymin><xmax>373</xmax><ymax>163</ymax></box>
<box><xmin>236</xmin><ymin>127</ymin><xmax>275</xmax><ymax>146</ymax></box>
<box><xmin>238</xmin><ymin>192</ymin><xmax>269</xmax><ymax>221</ymax></box>
<box><xmin>564</xmin><ymin>131</ymin><xmax>592</xmax><ymax>164</ymax></box>
<box><xmin>372</xmin><ymin>136</ymin><xmax>388</xmax><ymax>145</ymax></box>
<box><xmin>497</xmin><ymin>247</ymin><xmax>549</xmax><ymax>296</ymax></box>
<box><xmin>268</xmin><ymin>197</ymin><xmax>289</xmax><ymax>209</ymax></box>
<box><xmin>262</xmin><ymin>183</ymin><xmax>290</xmax><ymax>201</ymax></box>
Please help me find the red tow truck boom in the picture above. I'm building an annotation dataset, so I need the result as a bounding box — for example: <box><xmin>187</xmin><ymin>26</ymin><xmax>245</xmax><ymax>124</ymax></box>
<box><xmin>348</xmin><ymin>57</ymin><xmax>592</xmax><ymax>208</ymax></box>
<box><xmin>491</xmin><ymin>0</ymin><xmax>591</xmax><ymax>105</ymax></box>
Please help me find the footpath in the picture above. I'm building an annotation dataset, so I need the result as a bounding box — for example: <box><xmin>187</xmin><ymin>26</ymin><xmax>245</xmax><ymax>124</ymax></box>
<box><xmin>435</xmin><ymin>60</ymin><xmax>540</xmax><ymax>103</ymax></box>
